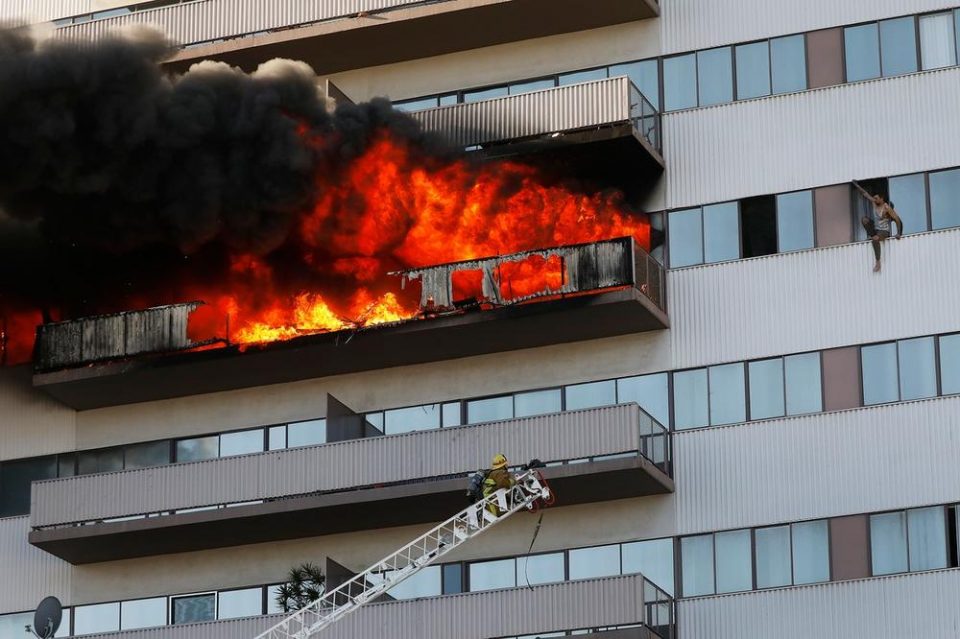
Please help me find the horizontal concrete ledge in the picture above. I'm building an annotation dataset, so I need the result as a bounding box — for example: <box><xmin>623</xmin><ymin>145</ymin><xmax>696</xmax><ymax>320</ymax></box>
<box><xmin>31</xmin><ymin>456</ymin><xmax>673</xmax><ymax>564</ymax></box>
<box><xmin>34</xmin><ymin>287</ymin><xmax>667</xmax><ymax>409</ymax></box>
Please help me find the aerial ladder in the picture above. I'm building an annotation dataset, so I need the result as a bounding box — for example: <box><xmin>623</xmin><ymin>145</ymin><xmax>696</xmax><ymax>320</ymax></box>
<box><xmin>254</xmin><ymin>467</ymin><xmax>553</xmax><ymax>639</ymax></box>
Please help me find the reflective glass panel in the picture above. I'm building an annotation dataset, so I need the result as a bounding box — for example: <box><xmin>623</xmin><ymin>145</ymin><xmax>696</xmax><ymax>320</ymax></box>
<box><xmin>749</xmin><ymin>358</ymin><xmax>785</xmax><ymax>420</ymax></box>
<box><xmin>941</xmin><ymin>334</ymin><xmax>960</xmax><ymax>395</ymax></box>
<box><xmin>673</xmin><ymin>368</ymin><xmax>709</xmax><ymax>430</ymax></box>
<box><xmin>920</xmin><ymin>12</ymin><xmax>957</xmax><ymax>70</ymax></box>
<box><xmin>220</xmin><ymin>429</ymin><xmax>264</xmax><ymax>457</ymax></box>
<box><xmin>514</xmin><ymin>389</ymin><xmax>562</xmax><ymax>417</ymax></box>
<box><xmin>784</xmin><ymin>352</ymin><xmax>823</xmax><ymax>415</ymax></box>
<box><xmin>386</xmin><ymin>565</ymin><xmax>442</xmax><ymax>599</ymax></box>
<box><xmin>0</xmin><ymin>613</ymin><xmax>32</xmax><ymax>639</ymax></box>
<box><xmin>880</xmin><ymin>16</ymin><xmax>919</xmax><ymax>77</ymax></box>
<box><xmin>708</xmin><ymin>363</ymin><xmax>746</xmax><ymax>425</ymax></box>
<box><xmin>663</xmin><ymin>54</ymin><xmax>697</xmax><ymax>111</ymax></box>
<box><xmin>792</xmin><ymin>520</ymin><xmax>830</xmax><ymax>584</ymax></box>
<box><xmin>509</xmin><ymin>78</ymin><xmax>555</xmax><ymax>95</ymax></box>
<box><xmin>609</xmin><ymin>59</ymin><xmax>660</xmax><ymax>110</ymax></box>
<box><xmin>393</xmin><ymin>97</ymin><xmax>438</xmax><ymax>112</ymax></box>
<box><xmin>771</xmin><ymin>34</ymin><xmax>807</xmax><ymax>94</ymax></box>
<box><xmin>124</xmin><ymin>441</ymin><xmax>170</xmax><ymax>469</ymax></box>
<box><xmin>622</xmin><ymin>538</ymin><xmax>675</xmax><ymax>596</ymax></box>
<box><xmin>697</xmin><ymin>47</ymin><xmax>733</xmax><ymax>106</ymax></box>
<box><xmin>668</xmin><ymin>208</ymin><xmax>703</xmax><ymax>267</ymax></box>
<box><xmin>871</xmin><ymin>511</ymin><xmax>909</xmax><ymax>575</ymax></box>
<box><xmin>78</xmin><ymin>448</ymin><xmax>123</xmax><ymax>474</ymax></box>
<box><xmin>680</xmin><ymin>535</ymin><xmax>715</xmax><ymax>596</ymax></box>
<box><xmin>439</xmin><ymin>94</ymin><xmax>458</xmax><ymax>106</ymax></box>
<box><xmin>58</xmin><ymin>454</ymin><xmax>76</xmax><ymax>477</ymax></box>
<box><xmin>702</xmin><ymin>202</ymin><xmax>740</xmax><ymax>263</ymax></box>
<box><xmin>466</xmin><ymin>396</ymin><xmax>513</xmax><ymax>424</ymax></box>
<box><xmin>172</xmin><ymin>594</ymin><xmax>215</xmax><ymax>624</ymax></box>
<box><xmin>845</xmin><ymin>23</ymin><xmax>881</xmax><ymax>82</ymax></box>
<box><xmin>558</xmin><ymin>68</ymin><xmax>607</xmax><ymax>85</ymax></box>
<box><xmin>0</xmin><ymin>456</ymin><xmax>57</xmax><ymax>516</ymax></box>
<box><xmin>564</xmin><ymin>380</ymin><xmax>616</xmax><ymax>410</ymax></box>
<box><xmin>266</xmin><ymin>585</ymin><xmax>285</xmax><ymax>614</ymax></box>
<box><xmin>929</xmin><ymin>168</ymin><xmax>960</xmax><ymax>230</ymax></box>
<box><xmin>120</xmin><ymin>597</ymin><xmax>166</xmax><ymax>630</ymax></box>
<box><xmin>75</xmin><ymin>602</ymin><xmax>120</xmax><ymax>635</ymax></box>
<box><xmin>569</xmin><ymin>544</ymin><xmax>620</xmax><ymax>580</ymax></box>
<box><xmin>617</xmin><ymin>373</ymin><xmax>670</xmax><ymax>426</ymax></box>
<box><xmin>888</xmin><ymin>173</ymin><xmax>928</xmax><ymax>234</ymax></box>
<box><xmin>776</xmin><ymin>190</ymin><xmax>815</xmax><ymax>252</ymax></box>
<box><xmin>268</xmin><ymin>425</ymin><xmax>287</xmax><ymax>450</ymax></box>
<box><xmin>715</xmin><ymin>529</ymin><xmax>752</xmax><ymax>593</ymax></box>
<box><xmin>442</xmin><ymin>402</ymin><xmax>462</xmax><ymax>427</ymax></box>
<box><xmin>287</xmin><ymin>419</ymin><xmax>326</xmax><ymax>447</ymax></box>
<box><xmin>861</xmin><ymin>343</ymin><xmax>899</xmax><ymax>405</ymax></box>
<box><xmin>176</xmin><ymin>436</ymin><xmax>219</xmax><ymax>462</ymax></box>
<box><xmin>462</xmin><ymin>86</ymin><xmax>508</xmax><ymax>102</ymax></box>
<box><xmin>516</xmin><ymin>552</ymin><xmax>565</xmax><ymax>586</ymax></box>
<box><xmin>898</xmin><ymin>337</ymin><xmax>937</xmax><ymax>400</ymax></box>
<box><xmin>755</xmin><ymin>525</ymin><xmax>791</xmax><ymax>588</ymax></box>
<box><xmin>907</xmin><ymin>506</ymin><xmax>948</xmax><ymax>571</ymax></box>
<box><xmin>735</xmin><ymin>41</ymin><xmax>771</xmax><ymax>99</ymax></box>
<box><xmin>384</xmin><ymin>404</ymin><xmax>441</xmax><ymax>434</ymax></box>
<box><xmin>58</xmin><ymin>609</ymin><xmax>71</xmax><ymax>638</ymax></box>
<box><xmin>469</xmin><ymin>558</ymin><xmax>516</xmax><ymax>591</ymax></box>
<box><xmin>443</xmin><ymin>563</ymin><xmax>464</xmax><ymax>595</ymax></box>
<box><xmin>218</xmin><ymin>587</ymin><xmax>263</xmax><ymax>619</ymax></box>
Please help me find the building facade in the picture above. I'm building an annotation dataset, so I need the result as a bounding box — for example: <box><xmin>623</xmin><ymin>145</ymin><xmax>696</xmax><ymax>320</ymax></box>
<box><xmin>3</xmin><ymin>0</ymin><xmax>960</xmax><ymax>637</ymax></box>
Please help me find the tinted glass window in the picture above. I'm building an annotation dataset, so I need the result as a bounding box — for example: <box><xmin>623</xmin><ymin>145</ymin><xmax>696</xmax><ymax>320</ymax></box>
<box><xmin>879</xmin><ymin>17</ymin><xmax>919</xmax><ymax>77</ymax></box>
<box><xmin>466</xmin><ymin>396</ymin><xmax>513</xmax><ymax>424</ymax></box>
<box><xmin>668</xmin><ymin>208</ymin><xmax>703</xmax><ymax>267</ymax></box>
<box><xmin>784</xmin><ymin>352</ymin><xmax>822</xmax><ymax>415</ymax></box>
<box><xmin>680</xmin><ymin>535</ymin><xmax>714</xmax><ymax>596</ymax></box>
<box><xmin>941</xmin><ymin>334</ymin><xmax>960</xmax><ymax>395</ymax></box>
<box><xmin>176</xmin><ymin>436</ymin><xmax>218</xmax><ymax>462</ymax></box>
<box><xmin>58</xmin><ymin>454</ymin><xmax>76</xmax><ymax>477</ymax></box>
<box><xmin>287</xmin><ymin>419</ymin><xmax>325</xmax><ymax>447</ymax></box>
<box><xmin>124</xmin><ymin>441</ymin><xmax>170</xmax><ymax>469</ymax></box>
<box><xmin>871</xmin><ymin>511</ymin><xmax>908</xmax><ymax>575</ymax></box>
<box><xmin>622</xmin><ymin>537</ymin><xmax>675</xmax><ymax>596</ymax></box>
<box><xmin>514</xmin><ymin>389</ymin><xmax>561</xmax><ymax>417</ymax></box>
<box><xmin>509</xmin><ymin>78</ymin><xmax>555</xmax><ymax>95</ymax></box>
<box><xmin>516</xmin><ymin>552</ymin><xmax>565</xmax><ymax>586</ymax></box>
<box><xmin>569</xmin><ymin>544</ymin><xmax>621</xmax><ymax>579</ymax></box>
<box><xmin>469</xmin><ymin>558</ymin><xmax>516</xmax><ymax>591</ymax></box>
<box><xmin>770</xmin><ymin>35</ymin><xmax>807</xmax><ymax>94</ymax></box>
<box><xmin>715</xmin><ymin>529</ymin><xmax>752</xmax><ymax>593</ymax></box>
<box><xmin>172</xmin><ymin>594</ymin><xmax>215</xmax><ymax>624</ymax></box>
<box><xmin>78</xmin><ymin>448</ymin><xmax>123</xmax><ymax>475</ymax></box>
<box><xmin>558</xmin><ymin>68</ymin><xmax>607</xmax><ymax>85</ymax></box>
<box><xmin>703</xmin><ymin>202</ymin><xmax>740</xmax><ymax>263</ymax></box>
<box><xmin>617</xmin><ymin>373</ymin><xmax>670</xmax><ymax>426</ymax></box>
<box><xmin>462</xmin><ymin>86</ymin><xmax>508</xmax><ymax>102</ymax></box>
<box><xmin>442</xmin><ymin>402</ymin><xmax>462</xmax><ymax>426</ymax></box>
<box><xmin>393</xmin><ymin>97</ymin><xmax>438</xmax><ymax>112</ymax></box>
<box><xmin>709</xmin><ymin>363</ymin><xmax>746</xmax><ymax>425</ymax></box>
<box><xmin>845</xmin><ymin>23</ymin><xmax>881</xmax><ymax>82</ymax></box>
<box><xmin>755</xmin><ymin>525</ymin><xmax>791</xmax><ymax>588</ymax></box>
<box><xmin>384</xmin><ymin>404</ymin><xmax>440</xmax><ymax>434</ymax></box>
<box><xmin>443</xmin><ymin>563</ymin><xmax>463</xmax><ymax>595</ymax></box>
<box><xmin>386</xmin><ymin>565</ymin><xmax>442</xmax><ymax>599</ymax></box>
<box><xmin>908</xmin><ymin>506</ymin><xmax>947</xmax><ymax>571</ymax></box>
<box><xmin>735</xmin><ymin>41</ymin><xmax>771</xmax><ymax>99</ymax></box>
<box><xmin>929</xmin><ymin>168</ymin><xmax>960</xmax><ymax>230</ymax></box>
<box><xmin>776</xmin><ymin>190</ymin><xmax>815</xmax><ymax>252</ymax></box>
<box><xmin>748</xmin><ymin>358</ymin><xmax>785</xmax><ymax>420</ymax></box>
<box><xmin>888</xmin><ymin>173</ymin><xmax>929</xmax><ymax>234</ymax></box>
<box><xmin>220</xmin><ymin>429</ymin><xmax>264</xmax><ymax>457</ymax></box>
<box><xmin>663</xmin><ymin>54</ymin><xmax>697</xmax><ymax>111</ymax></box>
<box><xmin>609</xmin><ymin>59</ymin><xmax>660</xmax><ymax>110</ymax></box>
<box><xmin>697</xmin><ymin>47</ymin><xmax>734</xmax><ymax>106</ymax></box>
<box><xmin>792</xmin><ymin>520</ymin><xmax>830</xmax><ymax>584</ymax></box>
<box><xmin>674</xmin><ymin>368</ymin><xmax>709</xmax><ymax>429</ymax></box>
<box><xmin>861</xmin><ymin>343</ymin><xmax>899</xmax><ymax>405</ymax></box>
<box><xmin>898</xmin><ymin>337</ymin><xmax>937</xmax><ymax>401</ymax></box>
<box><xmin>120</xmin><ymin>597</ymin><xmax>167</xmax><ymax>630</ymax></box>
<box><xmin>565</xmin><ymin>380</ymin><xmax>616</xmax><ymax>410</ymax></box>
<box><xmin>0</xmin><ymin>456</ymin><xmax>56</xmax><ymax>517</ymax></box>
<box><xmin>919</xmin><ymin>12</ymin><xmax>957</xmax><ymax>70</ymax></box>
<box><xmin>75</xmin><ymin>602</ymin><xmax>120</xmax><ymax>634</ymax></box>
<box><xmin>217</xmin><ymin>588</ymin><xmax>262</xmax><ymax>619</ymax></box>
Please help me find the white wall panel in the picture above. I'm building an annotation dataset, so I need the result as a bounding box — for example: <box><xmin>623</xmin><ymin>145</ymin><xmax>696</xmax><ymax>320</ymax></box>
<box><xmin>661</xmin><ymin>0</ymin><xmax>958</xmax><ymax>54</ymax></box>
<box><xmin>668</xmin><ymin>228</ymin><xmax>960</xmax><ymax>370</ymax></box>
<box><xmin>0</xmin><ymin>0</ymin><xmax>93</xmax><ymax>23</ymax></box>
<box><xmin>0</xmin><ymin>366</ymin><xmax>75</xmax><ymax>461</ymax></box>
<box><xmin>679</xmin><ymin>570</ymin><xmax>960</xmax><ymax>639</ymax></box>
<box><xmin>674</xmin><ymin>397</ymin><xmax>960</xmax><ymax>535</ymax></box>
<box><xmin>0</xmin><ymin>516</ymin><xmax>71</xmax><ymax>615</ymax></box>
<box><xmin>663</xmin><ymin>69</ymin><xmax>960</xmax><ymax>210</ymax></box>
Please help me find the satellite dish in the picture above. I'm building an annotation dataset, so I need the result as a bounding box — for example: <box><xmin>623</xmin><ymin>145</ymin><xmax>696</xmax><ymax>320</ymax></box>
<box><xmin>30</xmin><ymin>597</ymin><xmax>62</xmax><ymax>639</ymax></box>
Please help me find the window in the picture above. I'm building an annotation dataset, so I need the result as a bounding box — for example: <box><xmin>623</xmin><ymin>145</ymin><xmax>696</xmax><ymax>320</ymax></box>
<box><xmin>898</xmin><ymin>337</ymin><xmax>937</xmax><ymax>400</ymax></box>
<box><xmin>735</xmin><ymin>41</ymin><xmax>771</xmax><ymax>99</ymax></box>
<box><xmin>268</xmin><ymin>425</ymin><xmax>287</xmax><ymax>450</ymax></box>
<box><xmin>569</xmin><ymin>544</ymin><xmax>621</xmax><ymax>580</ymax></box>
<box><xmin>509</xmin><ymin>78</ymin><xmax>555</xmax><ymax>95</ymax></box>
<box><xmin>443</xmin><ymin>563</ymin><xmax>464</xmax><ymax>595</ymax></box>
<box><xmin>565</xmin><ymin>380</ymin><xmax>616</xmax><ymax>410</ymax></box>
<box><xmin>776</xmin><ymin>191</ymin><xmax>815</xmax><ymax>252</ymax></box>
<box><xmin>861</xmin><ymin>342</ymin><xmax>899</xmax><ymax>405</ymax></box>
<box><xmin>120</xmin><ymin>597</ymin><xmax>167</xmax><ymax>630</ymax></box>
<box><xmin>907</xmin><ymin>506</ymin><xmax>948</xmax><ymax>571</ymax></box>
<box><xmin>755</xmin><ymin>526</ymin><xmax>791</xmax><ymax>588</ymax></box>
<box><xmin>218</xmin><ymin>588</ymin><xmax>263</xmax><ymax>619</ymax></box>
<box><xmin>78</xmin><ymin>447</ymin><xmax>123</xmax><ymax>474</ymax></box>
<box><xmin>514</xmin><ymin>389</ymin><xmax>561</xmax><ymax>417</ymax></box>
<box><xmin>124</xmin><ymin>441</ymin><xmax>171</xmax><ymax>469</ymax></box>
<box><xmin>622</xmin><ymin>538</ymin><xmax>675</xmax><ymax>596</ymax></box>
<box><xmin>469</xmin><ymin>558</ymin><xmax>516</xmax><ymax>591</ymax></box>
<box><xmin>703</xmin><ymin>202</ymin><xmax>740</xmax><ymax>263</ymax></box>
<box><xmin>888</xmin><ymin>173</ymin><xmax>929</xmax><ymax>234</ymax></box>
<box><xmin>680</xmin><ymin>535</ymin><xmax>714</xmax><ymax>596</ymax></box>
<box><xmin>770</xmin><ymin>34</ymin><xmax>807</xmax><ymax>94</ymax></box>
<box><xmin>784</xmin><ymin>352</ymin><xmax>823</xmax><ymax>415</ymax></box>
<box><xmin>929</xmin><ymin>168</ymin><xmax>960</xmax><ymax>230</ymax></box>
<box><xmin>287</xmin><ymin>418</ymin><xmax>326</xmax><ymax>447</ymax></box>
<box><xmin>617</xmin><ymin>373</ymin><xmax>670</xmax><ymax>426</ymax></box>
<box><xmin>663</xmin><ymin>54</ymin><xmax>697</xmax><ymax>111</ymax></box>
<box><xmin>0</xmin><ymin>613</ymin><xmax>38</xmax><ymax>638</ymax></box>
<box><xmin>266</xmin><ymin>585</ymin><xmax>286</xmax><ymax>614</ymax></box>
<box><xmin>740</xmin><ymin>195</ymin><xmax>778</xmax><ymax>258</ymax></box>
<box><xmin>609</xmin><ymin>59</ymin><xmax>660</xmax><ymax>110</ymax></box>
<box><xmin>219</xmin><ymin>429</ymin><xmax>264</xmax><ymax>457</ymax></box>
<box><xmin>462</xmin><ymin>86</ymin><xmax>508</xmax><ymax>102</ymax></box>
<box><xmin>175</xmin><ymin>436</ymin><xmax>218</xmax><ymax>462</ymax></box>
<box><xmin>791</xmin><ymin>520</ymin><xmax>830</xmax><ymax>584</ymax></box>
<box><xmin>384</xmin><ymin>404</ymin><xmax>440</xmax><ymax>434</ymax></box>
<box><xmin>870</xmin><ymin>511</ymin><xmax>909</xmax><ymax>575</ymax></box>
<box><xmin>673</xmin><ymin>368</ymin><xmax>709</xmax><ymax>429</ymax></box>
<box><xmin>171</xmin><ymin>593</ymin><xmax>215</xmax><ymax>624</ymax></box>
<box><xmin>394</xmin><ymin>97</ymin><xmax>438</xmax><ymax>112</ymax></box>
<box><xmin>0</xmin><ymin>456</ymin><xmax>56</xmax><ymax>517</ymax></box>
<box><xmin>715</xmin><ymin>530</ymin><xmax>752</xmax><ymax>593</ymax></box>
<box><xmin>748</xmin><ymin>358</ymin><xmax>785</xmax><ymax>420</ymax></box>
<box><xmin>697</xmin><ymin>47</ymin><xmax>733</xmax><ymax>106</ymax></box>
<box><xmin>58</xmin><ymin>454</ymin><xmax>76</xmax><ymax>477</ymax></box>
<box><xmin>516</xmin><ymin>552</ymin><xmax>565</xmax><ymax>586</ymax></box>
<box><xmin>708</xmin><ymin>363</ymin><xmax>746</xmax><ymax>426</ymax></box>
<box><xmin>75</xmin><ymin>602</ymin><xmax>120</xmax><ymax>635</ymax></box>
<box><xmin>386</xmin><ymin>565</ymin><xmax>442</xmax><ymax>599</ymax></box>
<box><xmin>466</xmin><ymin>396</ymin><xmax>513</xmax><ymax>424</ymax></box>
<box><xmin>668</xmin><ymin>208</ymin><xmax>703</xmax><ymax>267</ymax></box>
<box><xmin>558</xmin><ymin>68</ymin><xmax>607</xmax><ymax>85</ymax></box>
<box><xmin>441</xmin><ymin>402</ymin><xmax>462</xmax><ymax>426</ymax></box>
<box><xmin>879</xmin><ymin>17</ymin><xmax>919</xmax><ymax>77</ymax></box>
<box><xmin>919</xmin><ymin>12</ymin><xmax>957</xmax><ymax>70</ymax></box>
<box><xmin>844</xmin><ymin>23</ymin><xmax>881</xmax><ymax>82</ymax></box>
<box><xmin>941</xmin><ymin>334</ymin><xmax>960</xmax><ymax>395</ymax></box>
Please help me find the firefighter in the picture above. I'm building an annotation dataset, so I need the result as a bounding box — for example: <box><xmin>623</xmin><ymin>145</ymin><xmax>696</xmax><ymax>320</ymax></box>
<box><xmin>482</xmin><ymin>453</ymin><xmax>516</xmax><ymax>515</ymax></box>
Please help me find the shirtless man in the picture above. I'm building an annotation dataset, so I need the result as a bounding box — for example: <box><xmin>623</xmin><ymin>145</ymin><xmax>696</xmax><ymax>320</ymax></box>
<box><xmin>854</xmin><ymin>181</ymin><xmax>903</xmax><ymax>272</ymax></box>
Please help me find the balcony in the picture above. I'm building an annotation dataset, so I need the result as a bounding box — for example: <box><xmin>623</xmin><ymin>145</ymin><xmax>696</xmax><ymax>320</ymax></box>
<box><xmin>29</xmin><ymin>403</ymin><xmax>672</xmax><ymax>564</ymax></box>
<box><xmin>80</xmin><ymin>574</ymin><xmax>672</xmax><ymax>639</ymax></box>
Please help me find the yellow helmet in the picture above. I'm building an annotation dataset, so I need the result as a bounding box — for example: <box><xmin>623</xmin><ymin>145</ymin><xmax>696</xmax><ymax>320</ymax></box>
<box><xmin>491</xmin><ymin>453</ymin><xmax>508</xmax><ymax>469</ymax></box>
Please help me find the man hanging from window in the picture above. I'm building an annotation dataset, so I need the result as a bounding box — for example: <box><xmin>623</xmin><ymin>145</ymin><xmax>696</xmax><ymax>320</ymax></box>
<box><xmin>854</xmin><ymin>181</ymin><xmax>903</xmax><ymax>272</ymax></box>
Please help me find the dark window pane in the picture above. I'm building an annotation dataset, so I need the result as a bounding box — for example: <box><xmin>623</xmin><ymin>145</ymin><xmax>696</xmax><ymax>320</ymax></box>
<box><xmin>75</xmin><ymin>602</ymin><xmax>120</xmax><ymax>635</ymax></box>
<box><xmin>514</xmin><ymin>389</ymin><xmax>561</xmax><ymax>417</ymax></box>
<box><xmin>888</xmin><ymin>173</ymin><xmax>929</xmax><ymax>234</ymax></box>
<box><xmin>393</xmin><ymin>97</ymin><xmax>438</xmax><ymax>112</ymax></box>
<box><xmin>871</xmin><ymin>511</ymin><xmax>908</xmax><ymax>575</ymax></box>
<box><xmin>442</xmin><ymin>563</ymin><xmax>463</xmax><ymax>595</ymax></box>
<box><xmin>898</xmin><ymin>337</ymin><xmax>937</xmax><ymax>400</ymax></box>
<box><xmin>861</xmin><ymin>343</ymin><xmax>899</xmax><ymax>405</ymax></box>
<box><xmin>709</xmin><ymin>363</ymin><xmax>746</xmax><ymax>425</ymax></box>
<box><xmin>740</xmin><ymin>195</ymin><xmax>777</xmax><ymax>258</ymax></box>
<box><xmin>124</xmin><ymin>441</ymin><xmax>170</xmax><ymax>469</ymax></box>
<box><xmin>748</xmin><ymin>358</ymin><xmax>785</xmax><ymax>420</ymax></box>
<box><xmin>697</xmin><ymin>47</ymin><xmax>733</xmax><ymax>106</ymax></box>
<box><xmin>735</xmin><ymin>41</ymin><xmax>771</xmax><ymax>99</ymax></box>
<box><xmin>941</xmin><ymin>334</ymin><xmax>960</xmax><ymax>395</ymax></box>
<box><xmin>617</xmin><ymin>373</ymin><xmax>670</xmax><ymax>426</ymax></box>
<box><xmin>770</xmin><ymin>34</ymin><xmax>807</xmax><ymax>94</ymax></box>
<box><xmin>776</xmin><ymin>190</ymin><xmax>815</xmax><ymax>252</ymax></box>
<box><xmin>78</xmin><ymin>447</ymin><xmax>123</xmax><ymax>475</ymax></box>
<box><xmin>680</xmin><ymin>535</ymin><xmax>714</xmax><ymax>596</ymax></box>
<box><xmin>755</xmin><ymin>525</ymin><xmax>791</xmax><ymax>588</ymax></box>
<box><xmin>673</xmin><ymin>368</ymin><xmax>708</xmax><ymax>429</ymax></box>
<box><xmin>609</xmin><ymin>59</ymin><xmax>660</xmax><ymax>110</ymax></box>
<box><xmin>784</xmin><ymin>352</ymin><xmax>823</xmax><ymax>415</ymax></box>
<box><xmin>442</xmin><ymin>402</ymin><xmax>462</xmax><ymax>427</ymax></box>
<box><xmin>57</xmin><ymin>454</ymin><xmax>76</xmax><ymax>477</ymax></box>
<box><xmin>565</xmin><ymin>380</ymin><xmax>616</xmax><ymax>410</ymax></box>
<box><xmin>466</xmin><ymin>396</ymin><xmax>513</xmax><ymax>424</ymax></box>
<box><xmin>715</xmin><ymin>529</ymin><xmax>752</xmax><ymax>593</ymax></box>
<box><xmin>908</xmin><ymin>506</ymin><xmax>948</xmax><ymax>571</ymax></box>
<box><xmin>703</xmin><ymin>202</ymin><xmax>740</xmax><ymax>263</ymax></box>
<box><xmin>668</xmin><ymin>208</ymin><xmax>703</xmax><ymax>267</ymax></box>
<box><xmin>218</xmin><ymin>587</ymin><xmax>262</xmax><ymax>619</ymax></box>
<box><xmin>880</xmin><ymin>17</ymin><xmax>919</xmax><ymax>76</ymax></box>
<box><xmin>920</xmin><ymin>12</ymin><xmax>957</xmax><ymax>70</ymax></box>
<box><xmin>0</xmin><ymin>456</ymin><xmax>56</xmax><ymax>516</ymax></box>
<box><xmin>845</xmin><ymin>23</ymin><xmax>881</xmax><ymax>82</ymax></box>
<box><xmin>219</xmin><ymin>429</ymin><xmax>264</xmax><ymax>457</ymax></box>
<box><xmin>120</xmin><ymin>597</ymin><xmax>166</xmax><ymax>630</ymax></box>
<box><xmin>469</xmin><ymin>558</ymin><xmax>516</xmax><ymax>591</ymax></box>
<box><xmin>176</xmin><ymin>436</ymin><xmax>219</xmax><ymax>462</ymax></box>
<box><xmin>622</xmin><ymin>537</ymin><xmax>675</xmax><ymax>596</ymax></box>
<box><xmin>569</xmin><ymin>544</ymin><xmax>620</xmax><ymax>579</ymax></box>
<box><xmin>792</xmin><ymin>520</ymin><xmax>830</xmax><ymax>584</ymax></box>
<box><xmin>929</xmin><ymin>168</ymin><xmax>960</xmax><ymax>230</ymax></box>
<box><xmin>509</xmin><ymin>78</ymin><xmax>555</xmax><ymax>95</ymax></box>
<box><xmin>384</xmin><ymin>404</ymin><xmax>440</xmax><ymax>434</ymax></box>
<box><xmin>288</xmin><ymin>419</ymin><xmax>326</xmax><ymax>447</ymax></box>
<box><xmin>558</xmin><ymin>68</ymin><xmax>607</xmax><ymax>85</ymax></box>
<box><xmin>172</xmin><ymin>594</ymin><xmax>215</xmax><ymax>624</ymax></box>
<box><xmin>516</xmin><ymin>552</ymin><xmax>565</xmax><ymax>586</ymax></box>
<box><xmin>462</xmin><ymin>86</ymin><xmax>508</xmax><ymax>102</ymax></box>
<box><xmin>663</xmin><ymin>54</ymin><xmax>697</xmax><ymax>111</ymax></box>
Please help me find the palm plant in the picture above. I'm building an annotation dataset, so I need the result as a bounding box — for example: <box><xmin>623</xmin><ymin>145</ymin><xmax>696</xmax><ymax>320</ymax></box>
<box><xmin>275</xmin><ymin>562</ymin><xmax>325</xmax><ymax>612</ymax></box>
